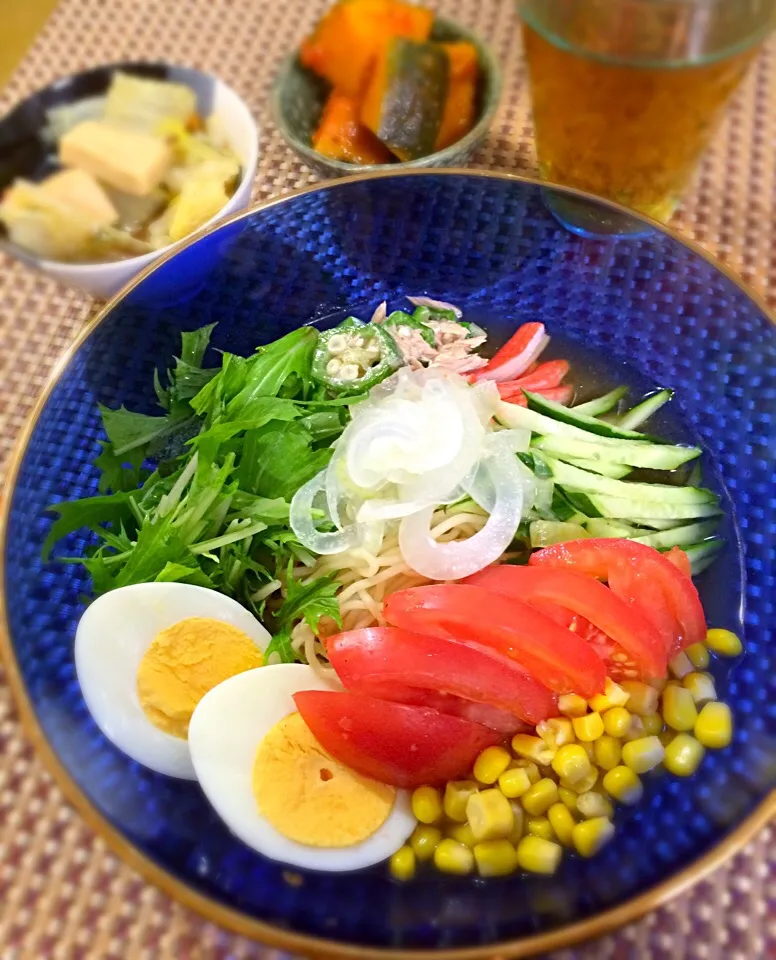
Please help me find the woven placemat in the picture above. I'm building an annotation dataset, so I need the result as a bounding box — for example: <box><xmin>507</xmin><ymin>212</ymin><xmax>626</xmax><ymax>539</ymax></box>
<box><xmin>1</xmin><ymin>1</ymin><xmax>774</xmax><ymax>957</ymax></box>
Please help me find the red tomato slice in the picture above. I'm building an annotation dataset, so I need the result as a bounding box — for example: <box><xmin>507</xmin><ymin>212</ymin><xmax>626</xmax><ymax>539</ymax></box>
<box><xmin>472</xmin><ymin>322</ymin><xmax>548</xmax><ymax>383</ymax></box>
<box><xmin>325</xmin><ymin>627</ymin><xmax>558</xmax><ymax>726</ymax></box>
<box><xmin>466</xmin><ymin>565</ymin><xmax>667</xmax><ymax>679</ymax></box>
<box><xmin>529</xmin><ymin>539</ymin><xmax>706</xmax><ymax>655</ymax></box>
<box><xmin>293</xmin><ymin>690</ymin><xmax>500</xmax><ymax>788</ymax></box>
<box><xmin>383</xmin><ymin>584</ymin><xmax>606</xmax><ymax>698</ymax></box>
<box><xmin>666</xmin><ymin>546</ymin><xmax>693</xmax><ymax>579</ymax></box>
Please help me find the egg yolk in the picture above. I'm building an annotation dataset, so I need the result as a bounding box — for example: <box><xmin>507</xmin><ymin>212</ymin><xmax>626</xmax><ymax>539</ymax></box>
<box><xmin>137</xmin><ymin>617</ymin><xmax>262</xmax><ymax>739</ymax></box>
<box><xmin>253</xmin><ymin>711</ymin><xmax>395</xmax><ymax>847</ymax></box>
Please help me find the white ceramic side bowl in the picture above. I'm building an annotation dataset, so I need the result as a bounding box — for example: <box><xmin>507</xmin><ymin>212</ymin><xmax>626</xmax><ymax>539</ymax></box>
<box><xmin>0</xmin><ymin>63</ymin><xmax>259</xmax><ymax>299</ymax></box>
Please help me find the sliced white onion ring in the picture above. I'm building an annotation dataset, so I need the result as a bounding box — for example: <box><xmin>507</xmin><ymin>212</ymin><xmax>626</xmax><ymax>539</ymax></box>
<box><xmin>290</xmin><ymin>469</ymin><xmax>362</xmax><ymax>555</ymax></box>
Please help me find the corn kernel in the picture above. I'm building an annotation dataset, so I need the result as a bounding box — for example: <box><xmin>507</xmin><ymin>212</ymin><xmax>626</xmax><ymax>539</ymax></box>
<box><xmin>412</xmin><ymin>786</ymin><xmax>443</xmax><ymax>824</ymax></box>
<box><xmin>576</xmin><ymin>791</ymin><xmax>614</xmax><ymax>820</ymax></box>
<box><xmin>390</xmin><ymin>845</ymin><xmax>416</xmax><ymax>880</ymax></box>
<box><xmin>622</xmin><ymin>735</ymin><xmax>666</xmax><ymax>774</ymax></box>
<box><xmin>512</xmin><ymin>734</ymin><xmax>556</xmax><ymax>765</ymax></box>
<box><xmin>683</xmin><ymin>672</ymin><xmax>717</xmax><ymax>706</ymax></box>
<box><xmin>602</xmin><ymin>706</ymin><xmax>631</xmax><ymax>738</ymax></box>
<box><xmin>686</xmin><ymin>642</ymin><xmax>710</xmax><ymax>670</ymax></box>
<box><xmin>511</xmin><ymin>759</ymin><xmax>541</xmax><ymax>784</ymax></box>
<box><xmin>516</xmin><ymin>835</ymin><xmax>563</xmax><ymax>875</ymax></box>
<box><xmin>410</xmin><ymin>825</ymin><xmax>442</xmax><ymax>861</ymax></box>
<box><xmin>473</xmin><ymin>746</ymin><xmax>512</xmax><ymax>785</ymax></box>
<box><xmin>705</xmin><ymin>628</ymin><xmax>742</xmax><ymax>658</ymax></box>
<box><xmin>498</xmin><ymin>766</ymin><xmax>532</xmax><ymax>799</ymax></box>
<box><xmin>467</xmin><ymin>789</ymin><xmax>515</xmax><ymax>842</ymax></box>
<box><xmin>447</xmin><ymin>822</ymin><xmax>476</xmax><ymax>847</ymax></box>
<box><xmin>663</xmin><ymin>684</ymin><xmax>698</xmax><ymax>732</ymax></box>
<box><xmin>558</xmin><ymin>693</ymin><xmax>588</xmax><ymax>717</ymax></box>
<box><xmin>669</xmin><ymin>651</ymin><xmax>693</xmax><ymax>679</ymax></box>
<box><xmin>558</xmin><ymin>786</ymin><xmax>578</xmax><ymax>811</ymax></box>
<box><xmin>561</xmin><ymin>767</ymin><xmax>598</xmax><ymax>794</ymax></box>
<box><xmin>594</xmin><ymin>735</ymin><xmax>622</xmax><ymax>771</ymax></box>
<box><xmin>579</xmin><ymin>739</ymin><xmax>596</xmax><ymax>762</ymax></box>
<box><xmin>623</xmin><ymin>715</ymin><xmax>647</xmax><ymax>742</ymax></box>
<box><xmin>508</xmin><ymin>801</ymin><xmax>525</xmax><ymax>844</ymax></box>
<box><xmin>588</xmin><ymin>679</ymin><xmax>627</xmax><ymax>713</ymax></box>
<box><xmin>619</xmin><ymin>681</ymin><xmax>659</xmax><ymax>716</ymax></box>
<box><xmin>443</xmin><ymin>780</ymin><xmax>478</xmax><ymax>822</ymax></box>
<box><xmin>526</xmin><ymin>817</ymin><xmax>555</xmax><ymax>841</ymax></box>
<box><xmin>547</xmin><ymin>802</ymin><xmax>575</xmax><ymax>846</ymax></box>
<box><xmin>572</xmin><ymin>817</ymin><xmax>615</xmax><ymax>857</ymax></box>
<box><xmin>602</xmin><ymin>765</ymin><xmax>643</xmax><ymax>805</ymax></box>
<box><xmin>473</xmin><ymin>839</ymin><xmax>518</xmax><ymax>877</ymax></box>
<box><xmin>537</xmin><ymin>717</ymin><xmax>575</xmax><ymax>749</ymax></box>
<box><xmin>694</xmin><ymin>702</ymin><xmax>733</xmax><ymax>749</ymax></box>
<box><xmin>572</xmin><ymin>712</ymin><xmax>604</xmax><ymax>742</ymax></box>
<box><xmin>551</xmin><ymin>744</ymin><xmax>592</xmax><ymax>784</ymax></box>
<box><xmin>648</xmin><ymin>676</ymin><xmax>668</xmax><ymax>693</ymax></box>
<box><xmin>641</xmin><ymin>713</ymin><xmax>664</xmax><ymax>737</ymax></box>
<box><xmin>663</xmin><ymin>733</ymin><xmax>705</xmax><ymax>776</ymax></box>
<box><xmin>521</xmin><ymin>778</ymin><xmax>559</xmax><ymax>816</ymax></box>
<box><xmin>433</xmin><ymin>839</ymin><xmax>474</xmax><ymax>875</ymax></box>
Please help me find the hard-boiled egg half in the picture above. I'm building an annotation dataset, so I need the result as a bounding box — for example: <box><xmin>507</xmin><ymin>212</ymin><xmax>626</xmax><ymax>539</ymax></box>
<box><xmin>75</xmin><ymin>582</ymin><xmax>270</xmax><ymax>779</ymax></box>
<box><xmin>188</xmin><ymin>663</ymin><xmax>415</xmax><ymax>870</ymax></box>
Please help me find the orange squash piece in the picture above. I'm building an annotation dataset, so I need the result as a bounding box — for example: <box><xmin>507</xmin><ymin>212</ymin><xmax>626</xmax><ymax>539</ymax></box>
<box><xmin>312</xmin><ymin>91</ymin><xmax>395</xmax><ymax>164</ymax></box>
<box><xmin>434</xmin><ymin>41</ymin><xmax>480</xmax><ymax>151</ymax></box>
<box><xmin>300</xmin><ymin>0</ymin><xmax>434</xmax><ymax>98</ymax></box>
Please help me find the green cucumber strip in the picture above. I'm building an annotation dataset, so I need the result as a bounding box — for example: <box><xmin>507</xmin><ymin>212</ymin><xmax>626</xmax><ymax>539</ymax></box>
<box><xmin>632</xmin><ymin>519</ymin><xmax>720</xmax><ymax>549</ymax></box>
<box><xmin>530</xmin><ymin>520</ymin><xmax>589</xmax><ymax>548</ymax></box>
<box><xmin>498</xmin><ymin>402</ymin><xmax>651</xmax><ymax>447</ymax></box>
<box><xmin>523</xmin><ymin>390</ymin><xmax>657</xmax><ymax>441</ymax></box>
<box><xmin>584</xmin><ymin>518</ymin><xmax>639</xmax><ymax>538</ymax></box>
<box><xmin>573</xmin><ymin>386</ymin><xmax>629</xmax><ymax>417</ymax></box>
<box><xmin>546</xmin><ymin>457</ymin><xmax>717</xmax><ymax>505</ymax></box>
<box><xmin>562</xmin><ymin>489</ymin><xmax>602</xmax><ymax>517</ymax></box>
<box><xmin>630</xmin><ymin>518</ymin><xmax>691</xmax><ymax>530</ymax></box>
<box><xmin>587</xmin><ymin>494</ymin><xmax>722</xmax><ymax>521</ymax></box>
<box><xmin>532</xmin><ymin>434</ymin><xmax>700</xmax><ymax>470</ymax></box>
<box><xmin>558</xmin><ymin>456</ymin><xmax>633</xmax><ymax>479</ymax></box>
<box><xmin>682</xmin><ymin>538</ymin><xmax>725</xmax><ymax>575</ymax></box>
<box><xmin>617</xmin><ymin>389</ymin><xmax>673</xmax><ymax>430</ymax></box>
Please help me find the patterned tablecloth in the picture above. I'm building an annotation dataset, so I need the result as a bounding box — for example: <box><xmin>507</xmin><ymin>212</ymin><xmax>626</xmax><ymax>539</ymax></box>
<box><xmin>1</xmin><ymin>1</ymin><xmax>774</xmax><ymax>957</ymax></box>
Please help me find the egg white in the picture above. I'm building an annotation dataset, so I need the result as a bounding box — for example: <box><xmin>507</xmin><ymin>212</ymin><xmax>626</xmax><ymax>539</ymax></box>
<box><xmin>75</xmin><ymin>582</ymin><xmax>270</xmax><ymax>779</ymax></box>
<box><xmin>188</xmin><ymin>663</ymin><xmax>415</xmax><ymax>870</ymax></box>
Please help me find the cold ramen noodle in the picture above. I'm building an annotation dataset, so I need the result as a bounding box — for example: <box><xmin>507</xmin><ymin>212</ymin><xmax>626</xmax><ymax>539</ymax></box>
<box><xmin>51</xmin><ymin>299</ymin><xmax>741</xmax><ymax>878</ymax></box>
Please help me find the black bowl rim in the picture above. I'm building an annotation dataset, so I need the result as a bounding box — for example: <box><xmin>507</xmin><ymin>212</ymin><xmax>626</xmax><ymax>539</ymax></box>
<box><xmin>1</xmin><ymin>168</ymin><xmax>775</xmax><ymax>960</ymax></box>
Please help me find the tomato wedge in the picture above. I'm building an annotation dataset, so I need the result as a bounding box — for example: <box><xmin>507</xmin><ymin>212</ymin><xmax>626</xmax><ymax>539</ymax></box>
<box><xmin>293</xmin><ymin>691</ymin><xmax>500</xmax><ymax>788</ymax></box>
<box><xmin>472</xmin><ymin>322</ymin><xmax>548</xmax><ymax>383</ymax></box>
<box><xmin>325</xmin><ymin>627</ymin><xmax>558</xmax><ymax>726</ymax></box>
<box><xmin>466</xmin><ymin>565</ymin><xmax>666</xmax><ymax>679</ymax></box>
<box><xmin>383</xmin><ymin>584</ymin><xmax>606</xmax><ymax>698</ymax></box>
<box><xmin>529</xmin><ymin>539</ymin><xmax>706</xmax><ymax>655</ymax></box>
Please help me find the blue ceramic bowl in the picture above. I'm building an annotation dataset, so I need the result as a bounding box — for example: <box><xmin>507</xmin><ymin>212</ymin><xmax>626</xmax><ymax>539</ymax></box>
<box><xmin>3</xmin><ymin>172</ymin><xmax>775</xmax><ymax>959</ymax></box>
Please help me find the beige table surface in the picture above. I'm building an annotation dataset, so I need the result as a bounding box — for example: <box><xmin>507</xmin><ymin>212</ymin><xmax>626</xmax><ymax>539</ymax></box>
<box><xmin>1</xmin><ymin>1</ymin><xmax>775</xmax><ymax>958</ymax></box>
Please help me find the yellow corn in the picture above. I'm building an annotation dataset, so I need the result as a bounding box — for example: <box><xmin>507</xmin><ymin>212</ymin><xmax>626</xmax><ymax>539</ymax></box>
<box><xmin>648</xmin><ymin>676</ymin><xmax>668</xmax><ymax>693</ymax></box>
<box><xmin>508</xmin><ymin>801</ymin><xmax>525</xmax><ymax>844</ymax></box>
<box><xmin>685</xmin><ymin>642</ymin><xmax>710</xmax><ymax>670</ymax></box>
<box><xmin>412</xmin><ymin>786</ymin><xmax>443</xmax><ymax>824</ymax></box>
<box><xmin>410</xmin><ymin>825</ymin><xmax>442</xmax><ymax>861</ymax></box>
<box><xmin>683</xmin><ymin>672</ymin><xmax>717</xmax><ymax>706</ymax></box>
<box><xmin>572</xmin><ymin>817</ymin><xmax>615</xmax><ymax>857</ymax></box>
<box><xmin>705</xmin><ymin>628</ymin><xmax>742</xmax><ymax>658</ymax></box>
<box><xmin>576</xmin><ymin>791</ymin><xmax>614</xmax><ymax>820</ymax></box>
<box><xmin>466</xmin><ymin>789</ymin><xmax>515</xmax><ymax>842</ymax></box>
<box><xmin>521</xmin><ymin>778</ymin><xmax>559</xmax><ymax>816</ymax></box>
<box><xmin>623</xmin><ymin>715</ymin><xmax>646</xmax><ymax>741</ymax></box>
<box><xmin>641</xmin><ymin>713</ymin><xmax>664</xmax><ymax>737</ymax></box>
<box><xmin>594</xmin><ymin>735</ymin><xmax>622</xmax><ymax>771</ymax></box>
<box><xmin>547</xmin><ymin>802</ymin><xmax>575</xmax><ymax>846</ymax></box>
<box><xmin>389</xmin><ymin>845</ymin><xmax>416</xmax><ymax>881</ymax></box>
<box><xmin>694</xmin><ymin>702</ymin><xmax>733</xmax><ymax>749</ymax></box>
<box><xmin>511</xmin><ymin>734</ymin><xmax>556</xmax><ymax>765</ymax></box>
<box><xmin>551</xmin><ymin>744</ymin><xmax>592</xmax><ymax>784</ymax></box>
<box><xmin>498</xmin><ymin>766</ymin><xmax>532</xmax><ymax>799</ymax></box>
<box><xmin>579</xmin><ymin>739</ymin><xmax>596</xmax><ymax>762</ymax></box>
<box><xmin>473</xmin><ymin>839</ymin><xmax>518</xmax><ymax>878</ymax></box>
<box><xmin>511</xmin><ymin>759</ymin><xmax>541</xmax><ymax>785</ymax></box>
<box><xmin>663</xmin><ymin>733</ymin><xmax>705</xmax><ymax>776</ymax></box>
<box><xmin>619</xmin><ymin>681</ymin><xmax>659</xmax><ymax>716</ymax></box>
<box><xmin>443</xmin><ymin>780</ymin><xmax>478</xmax><ymax>822</ymax></box>
<box><xmin>558</xmin><ymin>693</ymin><xmax>588</xmax><ymax>718</ymax></box>
<box><xmin>663</xmin><ymin>684</ymin><xmax>698</xmax><ymax>731</ymax></box>
<box><xmin>588</xmin><ymin>678</ymin><xmax>629</xmax><ymax>712</ymax></box>
<box><xmin>669</xmin><ymin>651</ymin><xmax>694</xmax><ymax>679</ymax></box>
<box><xmin>561</xmin><ymin>767</ymin><xmax>598</xmax><ymax>794</ymax></box>
<box><xmin>473</xmin><ymin>746</ymin><xmax>512</xmax><ymax>785</ymax></box>
<box><xmin>537</xmin><ymin>717</ymin><xmax>575</xmax><ymax>749</ymax></box>
<box><xmin>572</xmin><ymin>711</ymin><xmax>604</xmax><ymax>742</ymax></box>
<box><xmin>447</xmin><ymin>822</ymin><xmax>476</xmax><ymax>847</ymax></box>
<box><xmin>602</xmin><ymin>706</ymin><xmax>632</xmax><ymax>738</ymax></box>
<box><xmin>526</xmin><ymin>817</ymin><xmax>555</xmax><ymax>841</ymax></box>
<box><xmin>622</xmin><ymin>735</ymin><xmax>666</xmax><ymax>774</ymax></box>
<box><xmin>433</xmin><ymin>839</ymin><xmax>474</xmax><ymax>875</ymax></box>
<box><xmin>558</xmin><ymin>787</ymin><xmax>578</xmax><ymax>811</ymax></box>
<box><xmin>516</xmin><ymin>835</ymin><xmax>563</xmax><ymax>875</ymax></box>
<box><xmin>602</xmin><ymin>765</ymin><xmax>643</xmax><ymax>805</ymax></box>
